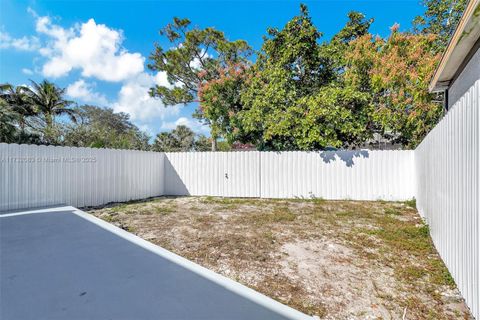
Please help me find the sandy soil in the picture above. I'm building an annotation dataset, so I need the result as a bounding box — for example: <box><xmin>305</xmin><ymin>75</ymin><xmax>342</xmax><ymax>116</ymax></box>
<box><xmin>87</xmin><ymin>196</ymin><xmax>473</xmax><ymax>319</ymax></box>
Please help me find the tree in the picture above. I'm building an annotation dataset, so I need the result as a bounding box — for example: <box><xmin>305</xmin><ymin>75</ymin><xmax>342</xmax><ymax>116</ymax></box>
<box><xmin>24</xmin><ymin>80</ymin><xmax>77</xmax><ymax>143</ymax></box>
<box><xmin>0</xmin><ymin>83</ymin><xmax>43</xmax><ymax>143</ymax></box>
<box><xmin>148</xmin><ymin>17</ymin><xmax>252</xmax><ymax>150</ymax></box>
<box><xmin>413</xmin><ymin>0</ymin><xmax>468</xmax><ymax>51</ymax></box>
<box><xmin>0</xmin><ymin>83</ymin><xmax>37</xmax><ymax>131</ymax></box>
<box><xmin>62</xmin><ymin>105</ymin><xmax>150</xmax><ymax>150</ymax></box>
<box><xmin>320</xmin><ymin>11</ymin><xmax>374</xmax><ymax>78</ymax></box>
<box><xmin>0</xmin><ymin>99</ymin><xmax>19</xmax><ymax>143</ymax></box>
<box><xmin>193</xmin><ymin>134</ymin><xmax>212</xmax><ymax>151</ymax></box>
<box><xmin>346</xmin><ymin>27</ymin><xmax>443</xmax><ymax>147</ymax></box>
<box><xmin>197</xmin><ymin>62</ymin><xmax>251</xmax><ymax>145</ymax></box>
<box><xmin>238</xmin><ymin>5</ymin><xmax>373</xmax><ymax>150</ymax></box>
<box><xmin>152</xmin><ymin>125</ymin><xmax>196</xmax><ymax>152</ymax></box>
<box><xmin>152</xmin><ymin>125</ymin><xmax>217</xmax><ymax>152</ymax></box>
<box><xmin>171</xmin><ymin>124</ymin><xmax>195</xmax><ymax>151</ymax></box>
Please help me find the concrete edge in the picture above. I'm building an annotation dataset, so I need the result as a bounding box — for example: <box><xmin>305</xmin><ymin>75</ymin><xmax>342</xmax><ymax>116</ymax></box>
<box><xmin>0</xmin><ymin>205</ymin><xmax>72</xmax><ymax>218</ymax></box>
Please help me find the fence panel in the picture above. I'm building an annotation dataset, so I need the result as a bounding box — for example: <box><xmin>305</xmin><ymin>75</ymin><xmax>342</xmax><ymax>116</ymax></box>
<box><xmin>260</xmin><ymin>150</ymin><xmax>414</xmax><ymax>200</ymax></box>
<box><xmin>0</xmin><ymin>144</ymin><xmax>165</xmax><ymax>211</ymax></box>
<box><xmin>415</xmin><ymin>80</ymin><xmax>479</xmax><ymax>319</ymax></box>
<box><xmin>164</xmin><ymin>152</ymin><xmax>261</xmax><ymax>197</ymax></box>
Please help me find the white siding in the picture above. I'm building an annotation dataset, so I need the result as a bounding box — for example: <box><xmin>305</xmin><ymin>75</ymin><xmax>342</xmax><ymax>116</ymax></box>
<box><xmin>415</xmin><ymin>80</ymin><xmax>480</xmax><ymax>319</ymax></box>
<box><xmin>0</xmin><ymin>144</ymin><xmax>165</xmax><ymax>211</ymax></box>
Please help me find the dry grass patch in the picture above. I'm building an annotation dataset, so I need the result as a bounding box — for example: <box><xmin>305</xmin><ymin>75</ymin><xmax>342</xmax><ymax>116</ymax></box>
<box><xmin>88</xmin><ymin>197</ymin><xmax>472</xmax><ymax>320</ymax></box>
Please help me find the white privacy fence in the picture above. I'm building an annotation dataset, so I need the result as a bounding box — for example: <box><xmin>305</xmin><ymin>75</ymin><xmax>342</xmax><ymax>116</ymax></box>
<box><xmin>0</xmin><ymin>144</ymin><xmax>165</xmax><ymax>211</ymax></box>
<box><xmin>415</xmin><ymin>80</ymin><xmax>479</xmax><ymax>319</ymax></box>
<box><xmin>1</xmin><ymin>146</ymin><xmax>415</xmax><ymax>211</ymax></box>
<box><xmin>164</xmin><ymin>150</ymin><xmax>415</xmax><ymax>200</ymax></box>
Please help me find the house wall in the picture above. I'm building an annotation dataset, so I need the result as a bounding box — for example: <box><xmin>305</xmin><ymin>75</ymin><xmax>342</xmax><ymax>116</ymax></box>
<box><xmin>448</xmin><ymin>44</ymin><xmax>480</xmax><ymax>109</ymax></box>
<box><xmin>415</xmin><ymin>79</ymin><xmax>480</xmax><ymax>319</ymax></box>
<box><xmin>0</xmin><ymin>144</ymin><xmax>165</xmax><ymax>211</ymax></box>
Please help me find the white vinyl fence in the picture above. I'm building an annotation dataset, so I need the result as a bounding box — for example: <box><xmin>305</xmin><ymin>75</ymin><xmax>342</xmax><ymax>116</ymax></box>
<box><xmin>415</xmin><ymin>80</ymin><xmax>479</xmax><ymax>319</ymax></box>
<box><xmin>0</xmin><ymin>144</ymin><xmax>165</xmax><ymax>211</ymax></box>
<box><xmin>1</xmin><ymin>146</ymin><xmax>415</xmax><ymax>212</ymax></box>
<box><xmin>164</xmin><ymin>150</ymin><xmax>415</xmax><ymax>200</ymax></box>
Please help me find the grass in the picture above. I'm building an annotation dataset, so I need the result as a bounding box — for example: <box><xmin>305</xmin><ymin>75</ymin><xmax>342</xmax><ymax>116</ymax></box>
<box><xmin>236</xmin><ymin>207</ymin><xmax>296</xmax><ymax>225</ymax></box>
<box><xmin>404</xmin><ymin>198</ymin><xmax>417</xmax><ymax>209</ymax></box>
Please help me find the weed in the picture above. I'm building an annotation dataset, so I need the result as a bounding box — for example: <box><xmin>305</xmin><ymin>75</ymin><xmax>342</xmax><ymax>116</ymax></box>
<box><xmin>154</xmin><ymin>205</ymin><xmax>176</xmax><ymax>215</ymax></box>
<box><xmin>102</xmin><ymin>214</ymin><xmax>119</xmax><ymax>223</ymax></box>
<box><xmin>110</xmin><ymin>204</ymin><xmax>128</xmax><ymax>212</ymax></box>
<box><xmin>384</xmin><ymin>207</ymin><xmax>401</xmax><ymax>215</ymax></box>
<box><xmin>404</xmin><ymin>198</ymin><xmax>417</xmax><ymax>209</ymax></box>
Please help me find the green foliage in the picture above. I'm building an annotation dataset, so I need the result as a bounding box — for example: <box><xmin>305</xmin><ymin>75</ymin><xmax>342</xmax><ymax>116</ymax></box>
<box><xmin>238</xmin><ymin>7</ymin><xmax>373</xmax><ymax>150</ymax></box>
<box><xmin>413</xmin><ymin>0</ymin><xmax>468</xmax><ymax>52</ymax></box>
<box><xmin>198</xmin><ymin>63</ymin><xmax>251</xmax><ymax>145</ymax></box>
<box><xmin>320</xmin><ymin>11</ymin><xmax>374</xmax><ymax>78</ymax></box>
<box><xmin>347</xmin><ymin>30</ymin><xmax>443</xmax><ymax>147</ymax></box>
<box><xmin>1</xmin><ymin>82</ymin><xmax>151</xmax><ymax>149</ymax></box>
<box><xmin>0</xmin><ymin>82</ymin><xmax>66</xmax><ymax>144</ymax></box>
<box><xmin>0</xmin><ymin>99</ymin><xmax>19</xmax><ymax>143</ymax></box>
<box><xmin>152</xmin><ymin>124</ymin><xmax>210</xmax><ymax>152</ymax></box>
<box><xmin>194</xmin><ymin>134</ymin><xmax>213</xmax><ymax>151</ymax></box>
<box><xmin>147</xmin><ymin>2</ymin><xmax>466</xmax><ymax>150</ymax></box>
<box><xmin>3</xmin><ymin>1</ymin><xmax>465</xmax><ymax>151</ymax></box>
<box><xmin>25</xmin><ymin>80</ymin><xmax>77</xmax><ymax>143</ymax></box>
<box><xmin>148</xmin><ymin>17</ymin><xmax>251</xmax><ymax>149</ymax></box>
<box><xmin>404</xmin><ymin>198</ymin><xmax>417</xmax><ymax>209</ymax></box>
<box><xmin>62</xmin><ymin>105</ymin><xmax>150</xmax><ymax>150</ymax></box>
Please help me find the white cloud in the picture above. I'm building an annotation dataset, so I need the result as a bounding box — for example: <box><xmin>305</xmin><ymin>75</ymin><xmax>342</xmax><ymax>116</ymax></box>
<box><xmin>4</xmin><ymin>9</ymin><xmax>198</xmax><ymax>138</ymax></box>
<box><xmin>21</xmin><ymin>68</ymin><xmax>34</xmax><ymax>75</ymax></box>
<box><xmin>0</xmin><ymin>31</ymin><xmax>40</xmax><ymax>51</ymax></box>
<box><xmin>112</xmin><ymin>72</ymin><xmax>180</xmax><ymax>122</ymax></box>
<box><xmin>66</xmin><ymin>79</ymin><xmax>109</xmax><ymax>106</ymax></box>
<box><xmin>161</xmin><ymin>116</ymin><xmax>210</xmax><ymax>135</ymax></box>
<box><xmin>32</xmin><ymin>12</ymin><xmax>144</xmax><ymax>81</ymax></box>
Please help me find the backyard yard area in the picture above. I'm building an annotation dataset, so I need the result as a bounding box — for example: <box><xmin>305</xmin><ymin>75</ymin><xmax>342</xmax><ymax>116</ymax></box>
<box><xmin>88</xmin><ymin>197</ymin><xmax>472</xmax><ymax>319</ymax></box>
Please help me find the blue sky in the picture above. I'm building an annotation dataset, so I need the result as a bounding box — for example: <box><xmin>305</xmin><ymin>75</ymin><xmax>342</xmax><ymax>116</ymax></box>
<box><xmin>0</xmin><ymin>0</ymin><xmax>425</xmax><ymax>138</ymax></box>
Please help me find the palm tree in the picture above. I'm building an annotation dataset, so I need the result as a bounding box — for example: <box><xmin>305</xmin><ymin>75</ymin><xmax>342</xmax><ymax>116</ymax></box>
<box><xmin>25</xmin><ymin>80</ymin><xmax>77</xmax><ymax>132</ymax></box>
<box><xmin>0</xmin><ymin>83</ymin><xmax>36</xmax><ymax>130</ymax></box>
<box><xmin>0</xmin><ymin>98</ymin><xmax>19</xmax><ymax>143</ymax></box>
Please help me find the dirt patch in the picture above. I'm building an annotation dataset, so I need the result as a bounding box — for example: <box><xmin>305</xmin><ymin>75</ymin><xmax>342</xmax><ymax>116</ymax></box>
<box><xmin>87</xmin><ymin>197</ymin><xmax>473</xmax><ymax>319</ymax></box>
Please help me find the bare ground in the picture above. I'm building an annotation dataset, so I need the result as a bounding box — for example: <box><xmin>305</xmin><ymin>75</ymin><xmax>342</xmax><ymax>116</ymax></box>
<box><xmin>87</xmin><ymin>196</ymin><xmax>473</xmax><ymax>319</ymax></box>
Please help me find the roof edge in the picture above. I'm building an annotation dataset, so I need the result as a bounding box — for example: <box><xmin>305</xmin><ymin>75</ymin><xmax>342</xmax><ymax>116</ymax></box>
<box><xmin>429</xmin><ymin>0</ymin><xmax>480</xmax><ymax>92</ymax></box>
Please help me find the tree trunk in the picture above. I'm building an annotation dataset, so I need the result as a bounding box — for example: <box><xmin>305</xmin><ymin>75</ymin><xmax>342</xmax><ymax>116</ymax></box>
<box><xmin>45</xmin><ymin>113</ymin><xmax>53</xmax><ymax>131</ymax></box>
<box><xmin>211</xmin><ymin>136</ymin><xmax>217</xmax><ymax>151</ymax></box>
